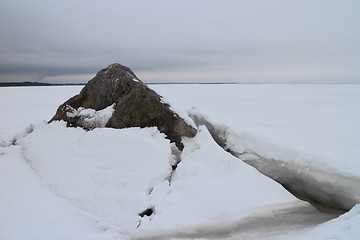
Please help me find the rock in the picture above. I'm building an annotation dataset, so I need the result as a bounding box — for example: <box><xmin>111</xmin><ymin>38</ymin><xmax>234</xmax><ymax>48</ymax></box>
<box><xmin>50</xmin><ymin>63</ymin><xmax>196</xmax><ymax>149</ymax></box>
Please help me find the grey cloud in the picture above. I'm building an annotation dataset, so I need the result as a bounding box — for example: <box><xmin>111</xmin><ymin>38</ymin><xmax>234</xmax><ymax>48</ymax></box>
<box><xmin>0</xmin><ymin>0</ymin><xmax>359</xmax><ymax>83</ymax></box>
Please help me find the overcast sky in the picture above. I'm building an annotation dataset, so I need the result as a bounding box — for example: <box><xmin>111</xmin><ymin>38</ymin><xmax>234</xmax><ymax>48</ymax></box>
<box><xmin>0</xmin><ymin>0</ymin><xmax>359</xmax><ymax>83</ymax></box>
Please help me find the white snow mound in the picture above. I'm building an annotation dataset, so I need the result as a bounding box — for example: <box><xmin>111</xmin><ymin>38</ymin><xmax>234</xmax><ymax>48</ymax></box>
<box><xmin>18</xmin><ymin>121</ymin><xmax>173</xmax><ymax>234</ymax></box>
<box><xmin>0</xmin><ymin>145</ymin><xmax>127</xmax><ymax>240</ymax></box>
<box><xmin>65</xmin><ymin>104</ymin><xmax>115</xmax><ymax>128</ymax></box>
<box><xmin>136</xmin><ymin>126</ymin><xmax>297</xmax><ymax>234</ymax></box>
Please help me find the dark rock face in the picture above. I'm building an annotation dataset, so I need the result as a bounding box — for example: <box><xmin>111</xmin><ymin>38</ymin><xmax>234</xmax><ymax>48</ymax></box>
<box><xmin>50</xmin><ymin>63</ymin><xmax>196</xmax><ymax>149</ymax></box>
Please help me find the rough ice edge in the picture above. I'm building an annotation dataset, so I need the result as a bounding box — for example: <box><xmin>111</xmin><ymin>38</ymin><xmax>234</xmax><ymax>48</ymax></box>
<box><xmin>9</xmin><ymin>123</ymin><xmax>40</xmax><ymax>145</ymax></box>
<box><xmin>188</xmin><ymin>110</ymin><xmax>360</xmax><ymax>210</ymax></box>
<box><xmin>136</xmin><ymin>126</ymin><xmax>298</xmax><ymax>233</ymax></box>
<box><xmin>188</xmin><ymin>108</ymin><xmax>360</xmax><ymax>179</ymax></box>
<box><xmin>159</xmin><ymin>96</ymin><xmax>196</xmax><ymax>129</ymax></box>
<box><xmin>18</xmin><ymin>122</ymin><xmax>175</xmax><ymax>234</ymax></box>
<box><xmin>134</xmin><ymin>201</ymin><xmax>340</xmax><ymax>240</ymax></box>
<box><xmin>272</xmin><ymin>204</ymin><xmax>360</xmax><ymax>240</ymax></box>
<box><xmin>0</xmin><ymin>134</ymin><xmax>11</xmax><ymax>147</ymax></box>
<box><xmin>66</xmin><ymin>104</ymin><xmax>115</xmax><ymax>129</ymax></box>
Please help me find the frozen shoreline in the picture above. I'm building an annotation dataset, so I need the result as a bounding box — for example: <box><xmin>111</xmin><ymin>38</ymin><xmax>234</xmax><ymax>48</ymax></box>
<box><xmin>1</xmin><ymin>84</ymin><xmax>359</xmax><ymax>239</ymax></box>
<box><xmin>134</xmin><ymin>201</ymin><xmax>342</xmax><ymax>240</ymax></box>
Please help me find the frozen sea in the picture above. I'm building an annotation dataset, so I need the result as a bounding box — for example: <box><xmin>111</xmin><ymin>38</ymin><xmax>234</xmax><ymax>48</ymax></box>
<box><xmin>0</xmin><ymin>84</ymin><xmax>359</xmax><ymax>240</ymax></box>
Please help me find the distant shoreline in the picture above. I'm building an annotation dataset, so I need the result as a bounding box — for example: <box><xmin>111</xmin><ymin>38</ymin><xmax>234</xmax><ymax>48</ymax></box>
<box><xmin>0</xmin><ymin>81</ymin><xmax>357</xmax><ymax>87</ymax></box>
<box><xmin>0</xmin><ymin>82</ymin><xmax>85</xmax><ymax>87</ymax></box>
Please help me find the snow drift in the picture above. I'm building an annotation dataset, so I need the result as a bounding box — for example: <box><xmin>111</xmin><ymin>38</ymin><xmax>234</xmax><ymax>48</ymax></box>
<box><xmin>0</xmin><ymin>145</ymin><xmax>126</xmax><ymax>240</ymax></box>
<box><xmin>18</xmin><ymin>121</ymin><xmax>174</xmax><ymax>234</ymax></box>
<box><xmin>16</xmin><ymin>122</ymin><xmax>298</xmax><ymax>236</ymax></box>
<box><xmin>1</xmin><ymin>83</ymin><xmax>359</xmax><ymax>240</ymax></box>
<box><xmin>189</xmin><ymin>112</ymin><xmax>360</xmax><ymax>210</ymax></box>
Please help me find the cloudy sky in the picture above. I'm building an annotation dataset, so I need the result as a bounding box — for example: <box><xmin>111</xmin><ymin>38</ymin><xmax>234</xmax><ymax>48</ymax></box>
<box><xmin>0</xmin><ymin>0</ymin><xmax>359</xmax><ymax>83</ymax></box>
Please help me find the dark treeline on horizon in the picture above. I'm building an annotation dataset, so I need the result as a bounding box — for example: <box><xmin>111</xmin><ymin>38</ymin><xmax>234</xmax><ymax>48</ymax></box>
<box><xmin>0</xmin><ymin>81</ymin><xmax>357</xmax><ymax>87</ymax></box>
<box><xmin>0</xmin><ymin>82</ymin><xmax>85</xmax><ymax>87</ymax></box>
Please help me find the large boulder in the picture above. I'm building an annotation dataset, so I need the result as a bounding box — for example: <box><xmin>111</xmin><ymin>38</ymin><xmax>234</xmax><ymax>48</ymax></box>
<box><xmin>50</xmin><ymin>63</ymin><xmax>196</xmax><ymax>149</ymax></box>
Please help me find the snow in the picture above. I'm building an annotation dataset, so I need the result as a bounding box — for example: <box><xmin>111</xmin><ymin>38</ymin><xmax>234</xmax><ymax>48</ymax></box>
<box><xmin>160</xmin><ymin>95</ymin><xmax>196</xmax><ymax>129</ymax></box>
<box><xmin>0</xmin><ymin>145</ymin><xmax>126</xmax><ymax>240</ymax></box>
<box><xmin>271</xmin><ymin>204</ymin><xmax>360</xmax><ymax>240</ymax></box>
<box><xmin>150</xmin><ymin>84</ymin><xmax>360</xmax><ymax>178</ymax></box>
<box><xmin>65</xmin><ymin>103</ymin><xmax>115</xmax><ymax>128</ymax></box>
<box><xmin>18</xmin><ymin>121</ymin><xmax>173</xmax><ymax>234</ymax></box>
<box><xmin>0</xmin><ymin>86</ymin><xmax>82</xmax><ymax>142</ymax></box>
<box><xmin>136</xmin><ymin>126</ymin><xmax>297</xmax><ymax>231</ymax></box>
<box><xmin>14</xmin><ymin>121</ymin><xmax>298</xmax><ymax>237</ymax></box>
<box><xmin>1</xmin><ymin>84</ymin><xmax>359</xmax><ymax>239</ymax></box>
<box><xmin>151</xmin><ymin>84</ymin><xmax>360</xmax><ymax>209</ymax></box>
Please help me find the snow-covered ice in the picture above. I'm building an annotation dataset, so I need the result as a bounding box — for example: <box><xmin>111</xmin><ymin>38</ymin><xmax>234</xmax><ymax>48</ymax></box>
<box><xmin>0</xmin><ymin>86</ymin><xmax>81</xmax><ymax>142</ymax></box>
<box><xmin>152</xmin><ymin>84</ymin><xmax>360</xmax><ymax>210</ymax></box>
<box><xmin>270</xmin><ymin>204</ymin><xmax>360</xmax><ymax>240</ymax></box>
<box><xmin>15</xmin><ymin>121</ymin><xmax>299</xmax><ymax>237</ymax></box>
<box><xmin>150</xmin><ymin>84</ymin><xmax>360</xmax><ymax>178</ymax></box>
<box><xmin>0</xmin><ymin>84</ymin><xmax>359</xmax><ymax>239</ymax></box>
<box><xmin>137</xmin><ymin>126</ymin><xmax>297</xmax><ymax>230</ymax></box>
<box><xmin>18</xmin><ymin>121</ymin><xmax>173</xmax><ymax>234</ymax></box>
<box><xmin>0</xmin><ymin>145</ymin><xmax>127</xmax><ymax>240</ymax></box>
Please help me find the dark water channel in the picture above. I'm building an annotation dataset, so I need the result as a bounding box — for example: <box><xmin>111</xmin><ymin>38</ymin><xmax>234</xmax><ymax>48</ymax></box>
<box><xmin>134</xmin><ymin>201</ymin><xmax>343</xmax><ymax>240</ymax></box>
